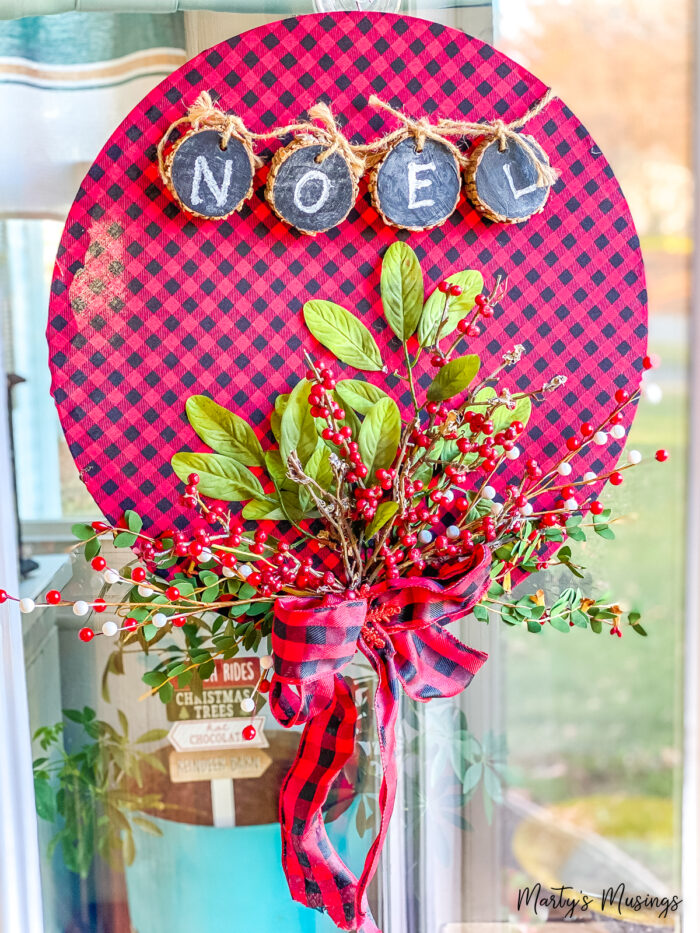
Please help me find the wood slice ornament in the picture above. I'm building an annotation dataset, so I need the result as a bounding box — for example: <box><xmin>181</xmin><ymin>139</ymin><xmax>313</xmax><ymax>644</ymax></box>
<box><xmin>266</xmin><ymin>140</ymin><xmax>359</xmax><ymax>235</ymax></box>
<box><xmin>465</xmin><ymin>132</ymin><xmax>553</xmax><ymax>223</ymax></box>
<box><xmin>159</xmin><ymin>91</ymin><xmax>256</xmax><ymax>220</ymax></box>
<box><xmin>369</xmin><ymin>135</ymin><xmax>462</xmax><ymax>231</ymax></box>
<box><xmin>265</xmin><ymin>103</ymin><xmax>364</xmax><ymax>235</ymax></box>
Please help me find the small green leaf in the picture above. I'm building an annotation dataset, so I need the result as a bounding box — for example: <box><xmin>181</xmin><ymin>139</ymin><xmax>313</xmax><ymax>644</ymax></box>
<box><xmin>124</xmin><ymin>510</ymin><xmax>143</xmax><ymax>534</ymax></box>
<box><xmin>380</xmin><ymin>241</ymin><xmax>424</xmax><ymax>340</ymax></box>
<box><xmin>365</xmin><ymin>500</ymin><xmax>398</xmax><ymax>539</ymax></box>
<box><xmin>472</xmin><ymin>603</ymin><xmax>489</xmax><ymax>623</ymax></box>
<box><xmin>132</xmin><ymin>816</ymin><xmax>163</xmax><ymax>836</ymax></box>
<box><xmin>305</xmin><ymin>443</ymin><xmax>333</xmax><ymax>491</ymax></box>
<box><xmin>300</xmin><ymin>444</ymin><xmax>333</xmax><ymax>513</ymax></box>
<box><xmin>427</xmin><ymin>355</ymin><xmax>480</xmax><ymax>402</ymax></box>
<box><xmin>158</xmin><ymin>683</ymin><xmax>174</xmax><ymax>704</ymax></box>
<box><xmin>358</xmin><ymin>398</ymin><xmax>401</xmax><ymax>478</ymax></box>
<box><xmin>280</xmin><ymin>379</ymin><xmax>319</xmax><ymax>468</ymax></box>
<box><xmin>303</xmin><ymin>300</ymin><xmax>383</xmax><ymax>371</ymax></box>
<box><xmin>172</xmin><ymin>452</ymin><xmax>265</xmax><ymax>502</ymax></box>
<box><xmin>418</xmin><ymin>270</ymin><xmax>484</xmax><ymax>347</ymax></box>
<box><xmin>136</xmin><ymin>729</ymin><xmax>168</xmax><ymax>744</ymax></box>
<box><xmin>242</xmin><ymin>499</ymin><xmax>286</xmax><ymax>521</ymax></box>
<box><xmin>33</xmin><ymin>776</ymin><xmax>56</xmax><ymax>822</ymax></box>
<box><xmin>270</xmin><ymin>393</ymin><xmax>289</xmax><ymax>443</ymax></box>
<box><xmin>71</xmin><ymin>523</ymin><xmax>95</xmax><ymax>541</ymax></box>
<box><xmin>84</xmin><ymin>537</ymin><xmax>101</xmax><ymax>561</ymax></box>
<box><xmin>142</xmin><ymin>671</ymin><xmax>167</xmax><ymax>688</ymax></box>
<box><xmin>543</xmin><ymin>528</ymin><xmax>565</xmax><ymax>542</ymax></box>
<box><xmin>593</xmin><ymin>522</ymin><xmax>615</xmax><ymax>540</ymax></box>
<box><xmin>114</xmin><ymin>531</ymin><xmax>138</xmax><ymax>548</ymax></box>
<box><xmin>335</xmin><ymin>379</ymin><xmax>389</xmax><ymax>415</ymax></box>
<box><xmin>462</xmin><ymin>762</ymin><xmax>483</xmax><ymax>797</ymax></box>
<box><xmin>185</xmin><ymin>395</ymin><xmax>264</xmax><ymax>467</ymax></box>
<box><xmin>549</xmin><ymin>615</ymin><xmax>571</xmax><ymax>633</ymax></box>
<box><xmin>492</xmin><ymin>395</ymin><xmax>532</xmax><ymax>434</ymax></box>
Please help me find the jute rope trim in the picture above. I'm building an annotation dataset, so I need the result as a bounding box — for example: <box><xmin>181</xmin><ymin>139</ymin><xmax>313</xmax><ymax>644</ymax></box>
<box><xmin>357</xmin><ymin>95</ymin><xmax>466</xmax><ymax>166</ymax></box>
<box><xmin>435</xmin><ymin>86</ymin><xmax>560</xmax><ymax>187</ymax></box>
<box><xmin>157</xmin><ymin>87</ymin><xmax>559</xmax><ymax>194</ymax></box>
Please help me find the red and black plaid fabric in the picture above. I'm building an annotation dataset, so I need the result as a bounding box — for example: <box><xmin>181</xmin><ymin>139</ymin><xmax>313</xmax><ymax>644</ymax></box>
<box><xmin>48</xmin><ymin>13</ymin><xmax>647</xmax><ymax>544</ymax></box>
<box><xmin>269</xmin><ymin>545</ymin><xmax>491</xmax><ymax>932</ymax></box>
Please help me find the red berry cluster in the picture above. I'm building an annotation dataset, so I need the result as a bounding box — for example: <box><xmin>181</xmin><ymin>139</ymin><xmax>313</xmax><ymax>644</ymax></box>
<box><xmin>308</xmin><ymin>364</ymin><xmax>368</xmax><ymax>482</ymax></box>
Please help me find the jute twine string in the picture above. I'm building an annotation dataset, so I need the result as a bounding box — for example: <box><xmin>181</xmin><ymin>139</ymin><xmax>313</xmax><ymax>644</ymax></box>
<box><xmin>435</xmin><ymin>87</ymin><xmax>560</xmax><ymax>187</ymax></box>
<box><xmin>158</xmin><ymin>95</ymin><xmax>365</xmax><ymax>187</ymax></box>
<box><xmin>285</xmin><ymin>102</ymin><xmax>367</xmax><ymax>177</ymax></box>
<box><xmin>157</xmin><ymin>87</ymin><xmax>558</xmax><ymax>192</ymax></box>
<box><xmin>358</xmin><ymin>94</ymin><xmax>466</xmax><ymax>166</ymax></box>
<box><xmin>157</xmin><ymin>91</ymin><xmax>263</xmax><ymax>183</ymax></box>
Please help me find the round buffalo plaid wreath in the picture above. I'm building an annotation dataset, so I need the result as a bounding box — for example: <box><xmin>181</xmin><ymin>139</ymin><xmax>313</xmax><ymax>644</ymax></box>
<box><xmin>48</xmin><ymin>12</ymin><xmax>647</xmax><ymax>537</ymax></box>
<box><xmin>37</xmin><ymin>13</ymin><xmax>657</xmax><ymax>933</ymax></box>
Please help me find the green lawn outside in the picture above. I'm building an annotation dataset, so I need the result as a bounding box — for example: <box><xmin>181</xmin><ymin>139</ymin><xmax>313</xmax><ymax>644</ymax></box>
<box><xmin>503</xmin><ymin>336</ymin><xmax>686</xmax><ymax>887</ymax></box>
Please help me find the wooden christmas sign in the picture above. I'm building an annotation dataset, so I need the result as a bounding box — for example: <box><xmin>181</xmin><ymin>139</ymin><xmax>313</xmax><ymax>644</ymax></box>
<box><xmin>167</xmin><ymin>717</ymin><xmax>268</xmax><ymax>752</ymax></box>
<box><xmin>166</xmin><ymin>656</ymin><xmax>260</xmax><ymax>722</ymax></box>
<box><xmin>169</xmin><ymin>747</ymin><xmax>272</xmax><ymax>784</ymax></box>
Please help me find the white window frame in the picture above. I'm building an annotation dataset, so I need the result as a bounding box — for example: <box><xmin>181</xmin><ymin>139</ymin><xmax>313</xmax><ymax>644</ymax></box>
<box><xmin>0</xmin><ymin>338</ymin><xmax>45</xmax><ymax>933</ymax></box>
<box><xmin>681</xmin><ymin>9</ymin><xmax>700</xmax><ymax>929</ymax></box>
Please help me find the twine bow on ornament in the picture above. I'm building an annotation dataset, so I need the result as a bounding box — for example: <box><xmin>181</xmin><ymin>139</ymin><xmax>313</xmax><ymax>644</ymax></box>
<box><xmin>268</xmin><ymin>545</ymin><xmax>491</xmax><ymax>933</ymax></box>
<box><xmin>436</xmin><ymin>86</ymin><xmax>560</xmax><ymax>189</ymax></box>
<box><xmin>293</xmin><ymin>102</ymin><xmax>367</xmax><ymax>177</ymax></box>
<box><xmin>157</xmin><ymin>89</ymin><xmax>263</xmax><ymax>186</ymax></box>
<box><xmin>359</xmin><ymin>94</ymin><xmax>466</xmax><ymax>165</ymax></box>
<box><xmin>360</xmin><ymin>90</ymin><xmax>559</xmax><ymax>189</ymax></box>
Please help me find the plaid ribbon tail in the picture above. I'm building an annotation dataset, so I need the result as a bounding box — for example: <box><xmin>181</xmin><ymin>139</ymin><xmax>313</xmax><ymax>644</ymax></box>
<box><xmin>274</xmin><ymin>674</ymin><xmax>375</xmax><ymax>929</ymax></box>
<box><xmin>269</xmin><ymin>548</ymin><xmax>492</xmax><ymax>932</ymax></box>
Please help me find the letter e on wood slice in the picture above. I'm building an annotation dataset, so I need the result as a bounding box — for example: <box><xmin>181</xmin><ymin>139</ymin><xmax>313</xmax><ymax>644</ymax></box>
<box><xmin>370</xmin><ymin>137</ymin><xmax>461</xmax><ymax>231</ymax></box>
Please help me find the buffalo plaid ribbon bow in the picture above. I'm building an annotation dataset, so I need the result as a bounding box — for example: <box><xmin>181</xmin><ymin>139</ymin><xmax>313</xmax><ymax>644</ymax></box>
<box><xmin>269</xmin><ymin>545</ymin><xmax>491</xmax><ymax>933</ymax></box>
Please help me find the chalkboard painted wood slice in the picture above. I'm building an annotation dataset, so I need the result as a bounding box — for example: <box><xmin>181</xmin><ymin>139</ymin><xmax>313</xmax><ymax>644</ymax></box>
<box><xmin>465</xmin><ymin>133</ymin><xmax>552</xmax><ymax>224</ymax></box>
<box><xmin>166</xmin><ymin>128</ymin><xmax>255</xmax><ymax>219</ymax></box>
<box><xmin>369</xmin><ymin>136</ymin><xmax>461</xmax><ymax>231</ymax></box>
<box><xmin>265</xmin><ymin>140</ymin><xmax>359</xmax><ymax>235</ymax></box>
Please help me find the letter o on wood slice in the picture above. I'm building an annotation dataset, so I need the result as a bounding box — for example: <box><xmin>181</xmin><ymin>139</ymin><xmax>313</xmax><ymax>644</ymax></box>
<box><xmin>370</xmin><ymin>136</ymin><xmax>461</xmax><ymax>231</ymax></box>
<box><xmin>167</xmin><ymin>128</ymin><xmax>255</xmax><ymax>219</ymax></box>
<box><xmin>465</xmin><ymin>134</ymin><xmax>552</xmax><ymax>224</ymax></box>
<box><xmin>265</xmin><ymin>141</ymin><xmax>359</xmax><ymax>235</ymax></box>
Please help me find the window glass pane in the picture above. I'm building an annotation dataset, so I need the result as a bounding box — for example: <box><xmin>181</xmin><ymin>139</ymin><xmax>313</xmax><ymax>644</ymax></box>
<box><xmin>1</xmin><ymin>219</ymin><xmax>96</xmax><ymax>523</ymax></box>
<box><xmin>496</xmin><ymin>0</ymin><xmax>688</xmax><ymax>918</ymax></box>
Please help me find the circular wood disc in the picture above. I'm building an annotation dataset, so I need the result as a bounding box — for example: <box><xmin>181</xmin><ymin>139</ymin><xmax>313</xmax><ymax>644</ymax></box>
<box><xmin>167</xmin><ymin>128</ymin><xmax>255</xmax><ymax>219</ymax></box>
<box><xmin>370</xmin><ymin>136</ymin><xmax>461</xmax><ymax>231</ymax></box>
<box><xmin>465</xmin><ymin>133</ymin><xmax>551</xmax><ymax>224</ymax></box>
<box><xmin>47</xmin><ymin>12</ymin><xmax>647</xmax><ymax>542</ymax></box>
<box><xmin>265</xmin><ymin>140</ymin><xmax>359</xmax><ymax>235</ymax></box>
